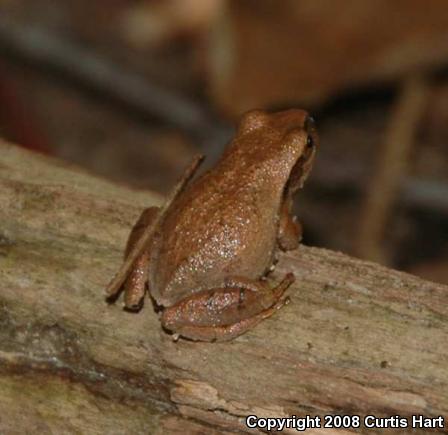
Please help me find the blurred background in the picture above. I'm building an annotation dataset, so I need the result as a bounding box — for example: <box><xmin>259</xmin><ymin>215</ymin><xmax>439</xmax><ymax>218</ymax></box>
<box><xmin>0</xmin><ymin>0</ymin><xmax>447</xmax><ymax>283</ymax></box>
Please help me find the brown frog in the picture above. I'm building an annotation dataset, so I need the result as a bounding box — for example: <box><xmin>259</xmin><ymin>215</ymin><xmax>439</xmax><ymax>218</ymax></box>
<box><xmin>106</xmin><ymin>109</ymin><xmax>317</xmax><ymax>341</ymax></box>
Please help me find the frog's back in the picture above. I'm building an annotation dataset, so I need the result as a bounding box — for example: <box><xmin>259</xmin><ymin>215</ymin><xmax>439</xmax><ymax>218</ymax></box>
<box><xmin>149</xmin><ymin>163</ymin><xmax>280</xmax><ymax>306</ymax></box>
<box><xmin>149</xmin><ymin>111</ymin><xmax>311</xmax><ymax>306</ymax></box>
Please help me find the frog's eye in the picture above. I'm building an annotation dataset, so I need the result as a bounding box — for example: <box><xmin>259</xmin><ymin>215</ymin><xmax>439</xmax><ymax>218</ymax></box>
<box><xmin>306</xmin><ymin>135</ymin><xmax>314</xmax><ymax>148</ymax></box>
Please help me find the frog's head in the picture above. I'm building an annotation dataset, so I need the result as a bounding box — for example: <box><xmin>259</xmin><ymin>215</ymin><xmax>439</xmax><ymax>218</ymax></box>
<box><xmin>236</xmin><ymin>109</ymin><xmax>318</xmax><ymax>193</ymax></box>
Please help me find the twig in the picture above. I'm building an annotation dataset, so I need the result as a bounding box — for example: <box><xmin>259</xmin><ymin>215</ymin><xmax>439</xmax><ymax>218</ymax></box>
<box><xmin>312</xmin><ymin>160</ymin><xmax>448</xmax><ymax>215</ymax></box>
<box><xmin>355</xmin><ymin>75</ymin><xmax>430</xmax><ymax>263</ymax></box>
<box><xmin>0</xmin><ymin>16</ymin><xmax>231</xmax><ymax>154</ymax></box>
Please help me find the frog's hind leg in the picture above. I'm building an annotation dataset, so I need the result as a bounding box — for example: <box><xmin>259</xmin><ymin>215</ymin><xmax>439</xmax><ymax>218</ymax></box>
<box><xmin>161</xmin><ymin>273</ymin><xmax>294</xmax><ymax>342</ymax></box>
<box><xmin>169</xmin><ymin>297</ymin><xmax>290</xmax><ymax>342</ymax></box>
<box><xmin>105</xmin><ymin>155</ymin><xmax>203</xmax><ymax>300</ymax></box>
<box><xmin>112</xmin><ymin>207</ymin><xmax>158</xmax><ymax>309</ymax></box>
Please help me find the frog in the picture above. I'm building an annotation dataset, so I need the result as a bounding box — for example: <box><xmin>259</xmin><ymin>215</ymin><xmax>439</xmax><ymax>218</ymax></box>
<box><xmin>106</xmin><ymin>108</ymin><xmax>317</xmax><ymax>342</ymax></box>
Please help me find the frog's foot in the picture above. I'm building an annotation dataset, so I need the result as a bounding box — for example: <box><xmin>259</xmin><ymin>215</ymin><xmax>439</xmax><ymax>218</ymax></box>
<box><xmin>106</xmin><ymin>207</ymin><xmax>158</xmax><ymax>310</ymax></box>
<box><xmin>278</xmin><ymin>212</ymin><xmax>302</xmax><ymax>251</ymax></box>
<box><xmin>121</xmin><ymin>250</ymin><xmax>149</xmax><ymax>310</ymax></box>
<box><xmin>161</xmin><ymin>273</ymin><xmax>294</xmax><ymax>342</ymax></box>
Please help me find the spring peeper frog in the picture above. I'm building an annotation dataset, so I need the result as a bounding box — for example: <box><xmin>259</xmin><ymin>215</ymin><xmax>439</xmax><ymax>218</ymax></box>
<box><xmin>106</xmin><ymin>109</ymin><xmax>317</xmax><ymax>341</ymax></box>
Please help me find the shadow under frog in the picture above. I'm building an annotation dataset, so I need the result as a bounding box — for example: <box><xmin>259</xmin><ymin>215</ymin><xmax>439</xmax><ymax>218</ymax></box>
<box><xmin>106</xmin><ymin>109</ymin><xmax>318</xmax><ymax>342</ymax></box>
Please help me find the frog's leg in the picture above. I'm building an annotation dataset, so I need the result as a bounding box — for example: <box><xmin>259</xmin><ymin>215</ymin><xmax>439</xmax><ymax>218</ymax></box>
<box><xmin>113</xmin><ymin>207</ymin><xmax>159</xmax><ymax>309</ymax></box>
<box><xmin>278</xmin><ymin>200</ymin><xmax>302</xmax><ymax>251</ymax></box>
<box><xmin>161</xmin><ymin>273</ymin><xmax>294</xmax><ymax>342</ymax></box>
<box><xmin>105</xmin><ymin>155</ymin><xmax>203</xmax><ymax>300</ymax></box>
